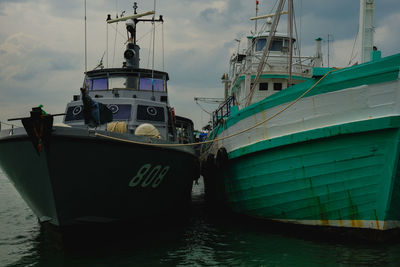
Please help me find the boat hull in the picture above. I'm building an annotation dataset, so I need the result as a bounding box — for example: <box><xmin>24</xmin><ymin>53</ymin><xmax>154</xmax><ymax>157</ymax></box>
<box><xmin>216</xmin><ymin>118</ymin><xmax>400</xmax><ymax>231</ymax></box>
<box><xmin>0</xmin><ymin>127</ymin><xmax>198</xmax><ymax>228</ymax></box>
<box><xmin>202</xmin><ymin>54</ymin><xmax>400</xmax><ymax>234</ymax></box>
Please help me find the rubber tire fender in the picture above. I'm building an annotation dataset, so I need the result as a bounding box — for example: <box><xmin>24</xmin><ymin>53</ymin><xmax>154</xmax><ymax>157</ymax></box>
<box><xmin>216</xmin><ymin>147</ymin><xmax>228</xmax><ymax>169</ymax></box>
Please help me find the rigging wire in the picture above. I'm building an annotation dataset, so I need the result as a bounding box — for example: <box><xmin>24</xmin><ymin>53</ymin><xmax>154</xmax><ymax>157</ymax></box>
<box><xmin>108</xmin><ymin>24</ymin><xmax>128</xmax><ymax>42</ymax></box>
<box><xmin>348</xmin><ymin>26</ymin><xmax>360</xmax><ymax>66</ymax></box>
<box><xmin>292</xmin><ymin>4</ymin><xmax>303</xmax><ymax>73</ymax></box>
<box><xmin>112</xmin><ymin>22</ymin><xmax>118</xmax><ymax>67</ymax></box>
<box><xmin>151</xmin><ymin>0</ymin><xmax>157</xmax><ymax>100</ymax></box>
<box><xmin>195</xmin><ymin>101</ymin><xmax>213</xmax><ymax>115</ymax></box>
<box><xmin>245</xmin><ymin>0</ymin><xmax>287</xmax><ymax>106</ymax></box>
<box><xmin>228</xmin><ymin>0</ymin><xmax>281</xmax><ymax>104</ymax></box>
<box><xmin>95</xmin><ymin>69</ymin><xmax>337</xmax><ymax>149</ymax></box>
<box><xmin>147</xmin><ymin>27</ymin><xmax>153</xmax><ymax>68</ymax></box>
<box><xmin>137</xmin><ymin>23</ymin><xmax>162</xmax><ymax>42</ymax></box>
<box><xmin>111</xmin><ymin>0</ymin><xmax>119</xmax><ymax>67</ymax></box>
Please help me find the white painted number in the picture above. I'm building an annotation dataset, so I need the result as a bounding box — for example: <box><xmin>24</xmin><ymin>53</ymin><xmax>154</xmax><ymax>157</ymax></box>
<box><xmin>129</xmin><ymin>164</ymin><xmax>170</xmax><ymax>188</ymax></box>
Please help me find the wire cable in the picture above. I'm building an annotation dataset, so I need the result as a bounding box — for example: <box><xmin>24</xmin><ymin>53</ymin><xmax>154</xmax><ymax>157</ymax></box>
<box><xmin>95</xmin><ymin>69</ymin><xmax>337</xmax><ymax>148</ymax></box>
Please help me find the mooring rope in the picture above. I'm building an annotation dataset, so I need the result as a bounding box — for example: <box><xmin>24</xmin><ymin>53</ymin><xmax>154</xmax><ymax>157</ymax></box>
<box><xmin>95</xmin><ymin>69</ymin><xmax>337</xmax><ymax>147</ymax></box>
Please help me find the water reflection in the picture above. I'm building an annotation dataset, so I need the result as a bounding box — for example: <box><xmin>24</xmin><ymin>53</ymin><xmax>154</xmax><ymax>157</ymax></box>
<box><xmin>2</xmin><ymin>175</ymin><xmax>400</xmax><ymax>266</ymax></box>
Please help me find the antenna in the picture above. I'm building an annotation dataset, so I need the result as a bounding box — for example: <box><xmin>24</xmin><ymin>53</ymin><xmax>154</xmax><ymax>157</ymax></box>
<box><xmin>255</xmin><ymin>0</ymin><xmax>259</xmax><ymax>33</ymax></box>
<box><xmin>327</xmin><ymin>34</ymin><xmax>333</xmax><ymax>67</ymax></box>
<box><xmin>84</xmin><ymin>0</ymin><xmax>87</xmax><ymax>72</ymax></box>
<box><xmin>151</xmin><ymin>0</ymin><xmax>156</xmax><ymax>101</ymax></box>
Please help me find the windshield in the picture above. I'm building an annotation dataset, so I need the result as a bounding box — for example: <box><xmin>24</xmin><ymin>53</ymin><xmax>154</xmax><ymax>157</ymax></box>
<box><xmin>255</xmin><ymin>37</ymin><xmax>294</xmax><ymax>52</ymax></box>
<box><xmin>86</xmin><ymin>78</ymin><xmax>108</xmax><ymax>90</ymax></box>
<box><xmin>139</xmin><ymin>78</ymin><xmax>164</xmax><ymax>91</ymax></box>
<box><xmin>85</xmin><ymin>75</ymin><xmax>165</xmax><ymax>91</ymax></box>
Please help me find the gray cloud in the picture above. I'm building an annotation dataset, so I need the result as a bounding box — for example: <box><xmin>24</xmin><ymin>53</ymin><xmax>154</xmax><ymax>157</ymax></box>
<box><xmin>0</xmin><ymin>0</ymin><xmax>399</xmax><ymax>129</ymax></box>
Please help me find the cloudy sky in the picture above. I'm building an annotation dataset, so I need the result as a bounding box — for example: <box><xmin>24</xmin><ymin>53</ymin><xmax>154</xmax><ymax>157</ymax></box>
<box><xmin>0</xmin><ymin>0</ymin><xmax>399</xmax><ymax>129</ymax></box>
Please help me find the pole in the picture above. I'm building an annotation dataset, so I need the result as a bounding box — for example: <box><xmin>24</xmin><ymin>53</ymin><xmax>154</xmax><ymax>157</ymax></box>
<box><xmin>255</xmin><ymin>1</ymin><xmax>259</xmax><ymax>33</ymax></box>
<box><xmin>288</xmin><ymin>0</ymin><xmax>293</xmax><ymax>86</ymax></box>
<box><xmin>84</xmin><ymin>0</ymin><xmax>87</xmax><ymax>72</ymax></box>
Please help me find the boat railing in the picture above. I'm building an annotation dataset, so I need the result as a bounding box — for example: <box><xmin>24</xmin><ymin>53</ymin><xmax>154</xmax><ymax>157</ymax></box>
<box><xmin>212</xmin><ymin>96</ymin><xmax>235</xmax><ymax>128</ymax></box>
<box><xmin>0</xmin><ymin>121</ymin><xmax>16</xmax><ymax>136</ymax></box>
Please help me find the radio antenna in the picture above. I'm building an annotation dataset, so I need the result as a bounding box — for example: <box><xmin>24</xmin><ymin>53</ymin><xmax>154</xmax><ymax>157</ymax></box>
<box><xmin>84</xmin><ymin>0</ymin><xmax>87</xmax><ymax>72</ymax></box>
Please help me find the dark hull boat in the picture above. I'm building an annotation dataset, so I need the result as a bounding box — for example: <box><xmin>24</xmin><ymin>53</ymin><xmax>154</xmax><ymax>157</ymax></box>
<box><xmin>0</xmin><ymin>4</ymin><xmax>199</xmax><ymax>231</ymax></box>
<box><xmin>0</xmin><ymin>126</ymin><xmax>197</xmax><ymax>228</ymax></box>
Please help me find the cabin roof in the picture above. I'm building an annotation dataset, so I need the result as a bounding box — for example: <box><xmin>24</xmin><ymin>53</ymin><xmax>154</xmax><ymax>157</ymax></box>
<box><xmin>247</xmin><ymin>32</ymin><xmax>295</xmax><ymax>40</ymax></box>
<box><xmin>86</xmin><ymin>68</ymin><xmax>169</xmax><ymax>80</ymax></box>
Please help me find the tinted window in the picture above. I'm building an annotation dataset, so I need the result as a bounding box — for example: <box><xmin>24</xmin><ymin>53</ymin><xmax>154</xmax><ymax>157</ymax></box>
<box><xmin>271</xmin><ymin>40</ymin><xmax>283</xmax><ymax>51</ymax></box>
<box><xmin>137</xmin><ymin>105</ymin><xmax>165</xmax><ymax>122</ymax></box>
<box><xmin>256</xmin><ymin>38</ymin><xmax>266</xmax><ymax>52</ymax></box>
<box><xmin>107</xmin><ymin>104</ymin><xmax>132</xmax><ymax>120</ymax></box>
<box><xmin>139</xmin><ymin>78</ymin><xmax>164</xmax><ymax>91</ymax></box>
<box><xmin>274</xmin><ymin>83</ymin><xmax>282</xmax><ymax>91</ymax></box>
<box><xmin>259</xmin><ymin>83</ymin><xmax>268</xmax><ymax>91</ymax></box>
<box><xmin>86</xmin><ymin>78</ymin><xmax>108</xmax><ymax>90</ymax></box>
<box><xmin>65</xmin><ymin>105</ymin><xmax>84</xmax><ymax>121</ymax></box>
<box><xmin>65</xmin><ymin>104</ymin><xmax>132</xmax><ymax>121</ymax></box>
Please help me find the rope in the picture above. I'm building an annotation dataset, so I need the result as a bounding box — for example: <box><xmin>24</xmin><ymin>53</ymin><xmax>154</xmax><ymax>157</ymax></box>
<box><xmin>94</xmin><ymin>69</ymin><xmax>336</xmax><ymax>147</ymax></box>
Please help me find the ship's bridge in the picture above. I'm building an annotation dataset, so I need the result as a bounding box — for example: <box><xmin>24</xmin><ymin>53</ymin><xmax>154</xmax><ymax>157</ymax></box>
<box><xmin>82</xmin><ymin>68</ymin><xmax>170</xmax><ymax>103</ymax></box>
<box><xmin>85</xmin><ymin>68</ymin><xmax>168</xmax><ymax>92</ymax></box>
<box><xmin>249</xmin><ymin>32</ymin><xmax>296</xmax><ymax>53</ymax></box>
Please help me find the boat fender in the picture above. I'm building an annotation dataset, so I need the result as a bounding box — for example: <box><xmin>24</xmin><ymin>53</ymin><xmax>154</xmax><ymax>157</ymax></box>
<box><xmin>135</xmin><ymin>123</ymin><xmax>161</xmax><ymax>138</ymax></box>
<box><xmin>216</xmin><ymin>147</ymin><xmax>228</xmax><ymax>169</ymax></box>
<box><xmin>201</xmin><ymin>153</ymin><xmax>215</xmax><ymax>177</ymax></box>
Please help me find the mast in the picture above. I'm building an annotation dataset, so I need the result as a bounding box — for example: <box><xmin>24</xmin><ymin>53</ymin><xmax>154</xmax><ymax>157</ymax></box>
<box><xmin>359</xmin><ymin>0</ymin><xmax>374</xmax><ymax>63</ymax></box>
<box><xmin>84</xmin><ymin>0</ymin><xmax>87</xmax><ymax>72</ymax></box>
<box><xmin>255</xmin><ymin>1</ymin><xmax>259</xmax><ymax>33</ymax></box>
<box><xmin>288</xmin><ymin>0</ymin><xmax>294</xmax><ymax>86</ymax></box>
<box><xmin>246</xmin><ymin>0</ymin><xmax>286</xmax><ymax>107</ymax></box>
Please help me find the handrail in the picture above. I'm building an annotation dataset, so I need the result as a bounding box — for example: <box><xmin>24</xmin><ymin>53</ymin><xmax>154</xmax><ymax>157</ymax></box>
<box><xmin>212</xmin><ymin>96</ymin><xmax>235</xmax><ymax>128</ymax></box>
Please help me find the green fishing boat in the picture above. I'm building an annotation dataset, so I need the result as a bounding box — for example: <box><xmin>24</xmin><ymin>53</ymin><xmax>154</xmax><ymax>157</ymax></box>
<box><xmin>201</xmin><ymin>0</ymin><xmax>400</xmax><ymax>238</ymax></box>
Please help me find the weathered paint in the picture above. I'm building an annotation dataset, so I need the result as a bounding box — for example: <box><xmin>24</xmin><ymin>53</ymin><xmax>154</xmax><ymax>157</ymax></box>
<box><xmin>209</xmin><ymin>53</ymin><xmax>400</xmax><ymax>139</ymax></box>
<box><xmin>203</xmin><ymin>50</ymin><xmax>400</xmax><ymax>233</ymax></box>
<box><xmin>219</xmin><ymin>124</ymin><xmax>400</xmax><ymax>230</ymax></box>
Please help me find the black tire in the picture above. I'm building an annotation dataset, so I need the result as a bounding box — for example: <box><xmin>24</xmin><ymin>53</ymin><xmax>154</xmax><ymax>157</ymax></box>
<box><xmin>216</xmin><ymin>147</ymin><xmax>228</xmax><ymax>169</ymax></box>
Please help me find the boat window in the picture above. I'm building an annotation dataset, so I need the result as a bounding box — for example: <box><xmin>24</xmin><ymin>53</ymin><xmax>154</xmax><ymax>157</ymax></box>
<box><xmin>259</xmin><ymin>83</ymin><xmax>268</xmax><ymax>91</ymax></box>
<box><xmin>86</xmin><ymin>78</ymin><xmax>108</xmax><ymax>90</ymax></box>
<box><xmin>109</xmin><ymin>77</ymin><xmax>127</xmax><ymax>89</ymax></box>
<box><xmin>65</xmin><ymin>105</ymin><xmax>84</xmax><ymax>121</ymax></box>
<box><xmin>139</xmin><ymin>78</ymin><xmax>164</xmax><ymax>91</ymax></box>
<box><xmin>274</xmin><ymin>83</ymin><xmax>282</xmax><ymax>91</ymax></box>
<box><xmin>270</xmin><ymin>39</ymin><xmax>283</xmax><ymax>51</ymax></box>
<box><xmin>107</xmin><ymin>104</ymin><xmax>132</xmax><ymax>120</ymax></box>
<box><xmin>137</xmin><ymin>105</ymin><xmax>165</xmax><ymax>122</ymax></box>
<box><xmin>256</xmin><ymin>38</ymin><xmax>266</xmax><ymax>52</ymax></box>
<box><xmin>65</xmin><ymin>104</ymin><xmax>132</xmax><ymax>121</ymax></box>
<box><xmin>256</xmin><ymin>38</ymin><xmax>283</xmax><ymax>52</ymax></box>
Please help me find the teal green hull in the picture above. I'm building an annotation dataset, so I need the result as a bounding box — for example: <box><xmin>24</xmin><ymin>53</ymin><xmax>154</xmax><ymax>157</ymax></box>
<box><xmin>218</xmin><ymin>116</ymin><xmax>400</xmax><ymax>230</ymax></box>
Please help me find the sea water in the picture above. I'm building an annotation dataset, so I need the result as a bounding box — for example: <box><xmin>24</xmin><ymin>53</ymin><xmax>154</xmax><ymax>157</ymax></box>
<box><xmin>1</xmin><ymin>170</ymin><xmax>400</xmax><ymax>267</ymax></box>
